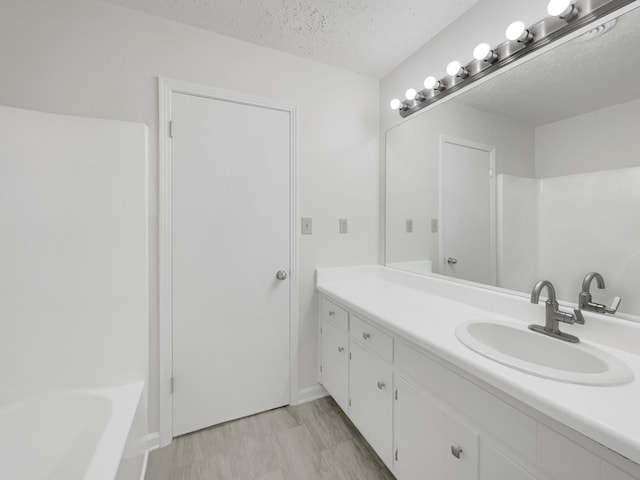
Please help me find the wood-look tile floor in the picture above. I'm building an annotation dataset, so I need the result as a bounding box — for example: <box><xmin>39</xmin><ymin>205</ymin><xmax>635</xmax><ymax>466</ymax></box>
<box><xmin>145</xmin><ymin>396</ymin><xmax>395</xmax><ymax>480</ymax></box>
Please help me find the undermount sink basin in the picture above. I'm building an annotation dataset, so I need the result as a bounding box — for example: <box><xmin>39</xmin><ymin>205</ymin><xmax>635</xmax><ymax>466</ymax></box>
<box><xmin>455</xmin><ymin>320</ymin><xmax>634</xmax><ymax>386</ymax></box>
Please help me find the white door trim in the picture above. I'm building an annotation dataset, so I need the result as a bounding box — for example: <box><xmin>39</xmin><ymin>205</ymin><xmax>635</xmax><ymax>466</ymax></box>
<box><xmin>438</xmin><ymin>135</ymin><xmax>497</xmax><ymax>284</ymax></box>
<box><xmin>158</xmin><ymin>77</ymin><xmax>298</xmax><ymax>446</ymax></box>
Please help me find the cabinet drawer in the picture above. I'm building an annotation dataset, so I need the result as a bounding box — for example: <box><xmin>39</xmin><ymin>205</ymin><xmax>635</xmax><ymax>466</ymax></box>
<box><xmin>395</xmin><ymin>340</ymin><xmax>445</xmax><ymax>397</ymax></box>
<box><xmin>321</xmin><ymin>297</ymin><xmax>349</xmax><ymax>332</ymax></box>
<box><xmin>480</xmin><ymin>441</ymin><xmax>538</xmax><ymax>480</ymax></box>
<box><xmin>445</xmin><ymin>372</ymin><xmax>536</xmax><ymax>464</ymax></box>
<box><xmin>351</xmin><ymin>315</ymin><xmax>393</xmax><ymax>362</ymax></box>
<box><xmin>601</xmin><ymin>462</ymin><xmax>639</xmax><ymax>480</ymax></box>
<box><xmin>537</xmin><ymin>424</ymin><xmax>599</xmax><ymax>480</ymax></box>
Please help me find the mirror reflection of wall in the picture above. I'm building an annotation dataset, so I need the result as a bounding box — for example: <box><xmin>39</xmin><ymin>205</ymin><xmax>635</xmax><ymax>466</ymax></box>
<box><xmin>385</xmin><ymin>6</ymin><xmax>640</xmax><ymax>314</ymax></box>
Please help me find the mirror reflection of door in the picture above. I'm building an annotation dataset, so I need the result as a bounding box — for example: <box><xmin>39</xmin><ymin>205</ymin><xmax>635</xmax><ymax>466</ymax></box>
<box><xmin>440</xmin><ymin>136</ymin><xmax>496</xmax><ymax>286</ymax></box>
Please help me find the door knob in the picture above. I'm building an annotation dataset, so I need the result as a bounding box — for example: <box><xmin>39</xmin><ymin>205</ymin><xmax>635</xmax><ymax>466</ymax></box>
<box><xmin>447</xmin><ymin>257</ymin><xmax>458</xmax><ymax>265</ymax></box>
<box><xmin>276</xmin><ymin>270</ymin><xmax>288</xmax><ymax>280</ymax></box>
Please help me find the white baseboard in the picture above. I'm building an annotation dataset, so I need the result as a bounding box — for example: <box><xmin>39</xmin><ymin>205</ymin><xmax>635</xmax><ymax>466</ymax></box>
<box><xmin>295</xmin><ymin>384</ymin><xmax>328</xmax><ymax>405</ymax></box>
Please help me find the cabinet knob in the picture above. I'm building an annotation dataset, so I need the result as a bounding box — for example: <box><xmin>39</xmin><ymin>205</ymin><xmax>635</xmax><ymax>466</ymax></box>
<box><xmin>450</xmin><ymin>445</ymin><xmax>463</xmax><ymax>459</ymax></box>
<box><xmin>276</xmin><ymin>270</ymin><xmax>288</xmax><ymax>280</ymax></box>
<box><xmin>362</xmin><ymin>332</ymin><xmax>371</xmax><ymax>340</ymax></box>
<box><xmin>377</xmin><ymin>381</ymin><xmax>386</xmax><ymax>390</ymax></box>
<box><xmin>337</xmin><ymin>346</ymin><xmax>345</xmax><ymax>353</ymax></box>
<box><xmin>328</xmin><ymin>310</ymin><xmax>335</xmax><ymax>316</ymax></box>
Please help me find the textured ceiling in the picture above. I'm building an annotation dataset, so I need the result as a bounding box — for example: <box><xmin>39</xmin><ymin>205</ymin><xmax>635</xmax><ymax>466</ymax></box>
<box><xmin>455</xmin><ymin>6</ymin><xmax>640</xmax><ymax>127</ymax></box>
<box><xmin>99</xmin><ymin>0</ymin><xmax>479</xmax><ymax>77</ymax></box>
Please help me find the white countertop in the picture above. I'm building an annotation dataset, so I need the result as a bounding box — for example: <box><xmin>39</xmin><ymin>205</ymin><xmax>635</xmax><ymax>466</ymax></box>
<box><xmin>316</xmin><ymin>265</ymin><xmax>640</xmax><ymax>464</ymax></box>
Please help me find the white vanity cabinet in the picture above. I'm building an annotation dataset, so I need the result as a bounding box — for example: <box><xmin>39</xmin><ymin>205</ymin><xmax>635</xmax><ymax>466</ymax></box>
<box><xmin>318</xmin><ymin>291</ymin><xmax>640</xmax><ymax>480</ymax></box>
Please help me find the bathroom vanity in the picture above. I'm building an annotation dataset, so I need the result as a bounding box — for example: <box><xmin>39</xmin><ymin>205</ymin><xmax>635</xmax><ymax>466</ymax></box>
<box><xmin>317</xmin><ymin>266</ymin><xmax>640</xmax><ymax>480</ymax></box>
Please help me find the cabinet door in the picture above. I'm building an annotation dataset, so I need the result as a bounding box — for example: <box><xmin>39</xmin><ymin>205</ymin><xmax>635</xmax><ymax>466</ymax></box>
<box><xmin>349</xmin><ymin>340</ymin><xmax>393</xmax><ymax>467</ymax></box>
<box><xmin>445</xmin><ymin>415</ymin><xmax>478</xmax><ymax>480</ymax></box>
<box><xmin>394</xmin><ymin>375</ymin><xmax>445</xmax><ymax>480</ymax></box>
<box><xmin>321</xmin><ymin>319</ymin><xmax>349</xmax><ymax>411</ymax></box>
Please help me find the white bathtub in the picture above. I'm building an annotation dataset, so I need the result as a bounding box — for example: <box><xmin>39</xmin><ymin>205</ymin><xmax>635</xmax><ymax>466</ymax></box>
<box><xmin>0</xmin><ymin>382</ymin><xmax>143</xmax><ymax>480</ymax></box>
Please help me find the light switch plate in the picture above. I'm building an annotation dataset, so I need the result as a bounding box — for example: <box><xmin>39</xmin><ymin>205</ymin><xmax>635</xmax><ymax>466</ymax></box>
<box><xmin>431</xmin><ymin>218</ymin><xmax>438</xmax><ymax>233</ymax></box>
<box><xmin>301</xmin><ymin>217</ymin><xmax>312</xmax><ymax>235</ymax></box>
<box><xmin>406</xmin><ymin>219</ymin><xmax>413</xmax><ymax>233</ymax></box>
<box><xmin>339</xmin><ymin>218</ymin><xmax>348</xmax><ymax>234</ymax></box>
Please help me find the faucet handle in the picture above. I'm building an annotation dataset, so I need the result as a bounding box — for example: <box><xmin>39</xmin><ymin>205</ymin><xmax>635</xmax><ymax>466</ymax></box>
<box><xmin>573</xmin><ymin>308</ymin><xmax>585</xmax><ymax>325</ymax></box>
<box><xmin>605</xmin><ymin>296</ymin><xmax>622</xmax><ymax>315</ymax></box>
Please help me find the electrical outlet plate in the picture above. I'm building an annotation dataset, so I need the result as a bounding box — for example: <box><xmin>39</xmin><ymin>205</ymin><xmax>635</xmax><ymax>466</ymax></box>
<box><xmin>431</xmin><ymin>218</ymin><xmax>438</xmax><ymax>233</ymax></box>
<box><xmin>406</xmin><ymin>219</ymin><xmax>413</xmax><ymax>233</ymax></box>
<box><xmin>302</xmin><ymin>217</ymin><xmax>312</xmax><ymax>234</ymax></box>
<box><xmin>339</xmin><ymin>218</ymin><xmax>348</xmax><ymax>234</ymax></box>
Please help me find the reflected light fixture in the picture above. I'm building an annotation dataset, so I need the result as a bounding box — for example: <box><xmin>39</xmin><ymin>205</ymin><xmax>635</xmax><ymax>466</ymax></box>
<box><xmin>446</xmin><ymin>60</ymin><xmax>469</xmax><ymax>78</ymax></box>
<box><xmin>548</xmin><ymin>0</ymin><xmax>577</xmax><ymax>19</ymax></box>
<box><xmin>473</xmin><ymin>42</ymin><xmax>499</xmax><ymax>63</ymax></box>
<box><xmin>390</xmin><ymin>98</ymin><xmax>402</xmax><ymax>110</ymax></box>
<box><xmin>506</xmin><ymin>21</ymin><xmax>534</xmax><ymax>43</ymax></box>
<box><xmin>424</xmin><ymin>75</ymin><xmax>445</xmax><ymax>91</ymax></box>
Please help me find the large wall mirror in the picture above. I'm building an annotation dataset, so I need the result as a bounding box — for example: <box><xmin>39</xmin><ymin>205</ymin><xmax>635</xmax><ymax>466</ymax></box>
<box><xmin>385</xmin><ymin>5</ymin><xmax>640</xmax><ymax>315</ymax></box>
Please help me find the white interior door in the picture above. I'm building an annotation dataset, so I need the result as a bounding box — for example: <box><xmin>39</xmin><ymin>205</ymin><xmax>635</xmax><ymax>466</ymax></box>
<box><xmin>171</xmin><ymin>92</ymin><xmax>291</xmax><ymax>436</ymax></box>
<box><xmin>440</xmin><ymin>137</ymin><xmax>496</xmax><ymax>285</ymax></box>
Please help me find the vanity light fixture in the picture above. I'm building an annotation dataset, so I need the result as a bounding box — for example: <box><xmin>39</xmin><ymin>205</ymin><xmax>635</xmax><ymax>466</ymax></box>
<box><xmin>506</xmin><ymin>21</ymin><xmax>534</xmax><ymax>43</ymax></box>
<box><xmin>391</xmin><ymin>0</ymin><xmax>634</xmax><ymax>118</ymax></box>
<box><xmin>405</xmin><ymin>88</ymin><xmax>417</xmax><ymax>100</ymax></box>
<box><xmin>548</xmin><ymin>0</ymin><xmax>577</xmax><ymax>19</ymax></box>
<box><xmin>446</xmin><ymin>60</ymin><xmax>469</xmax><ymax>78</ymax></box>
<box><xmin>424</xmin><ymin>75</ymin><xmax>445</xmax><ymax>91</ymax></box>
<box><xmin>473</xmin><ymin>42</ymin><xmax>499</xmax><ymax>63</ymax></box>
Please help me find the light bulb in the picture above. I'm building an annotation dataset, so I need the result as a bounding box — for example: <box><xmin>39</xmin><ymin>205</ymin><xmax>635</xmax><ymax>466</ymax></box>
<box><xmin>446</xmin><ymin>60</ymin><xmax>468</xmax><ymax>79</ymax></box>
<box><xmin>547</xmin><ymin>0</ymin><xmax>575</xmax><ymax>18</ymax></box>
<box><xmin>473</xmin><ymin>42</ymin><xmax>497</xmax><ymax>63</ymax></box>
<box><xmin>506</xmin><ymin>21</ymin><xmax>533</xmax><ymax>43</ymax></box>
<box><xmin>405</xmin><ymin>88</ymin><xmax>417</xmax><ymax>101</ymax></box>
<box><xmin>423</xmin><ymin>76</ymin><xmax>436</xmax><ymax>89</ymax></box>
<box><xmin>506</xmin><ymin>21</ymin><xmax>525</xmax><ymax>40</ymax></box>
<box><xmin>423</xmin><ymin>76</ymin><xmax>439</xmax><ymax>90</ymax></box>
<box><xmin>390</xmin><ymin>98</ymin><xmax>402</xmax><ymax>110</ymax></box>
<box><xmin>446</xmin><ymin>61</ymin><xmax>462</xmax><ymax>76</ymax></box>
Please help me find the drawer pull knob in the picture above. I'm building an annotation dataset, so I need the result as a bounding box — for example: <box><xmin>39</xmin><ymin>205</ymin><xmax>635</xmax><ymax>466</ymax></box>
<box><xmin>377</xmin><ymin>381</ymin><xmax>386</xmax><ymax>390</ymax></box>
<box><xmin>362</xmin><ymin>332</ymin><xmax>371</xmax><ymax>340</ymax></box>
<box><xmin>450</xmin><ymin>445</ymin><xmax>463</xmax><ymax>459</ymax></box>
<box><xmin>337</xmin><ymin>346</ymin><xmax>345</xmax><ymax>353</ymax></box>
<box><xmin>328</xmin><ymin>310</ymin><xmax>335</xmax><ymax>316</ymax></box>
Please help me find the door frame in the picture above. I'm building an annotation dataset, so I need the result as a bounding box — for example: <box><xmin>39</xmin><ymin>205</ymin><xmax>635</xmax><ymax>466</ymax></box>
<box><xmin>438</xmin><ymin>135</ymin><xmax>497</xmax><ymax>284</ymax></box>
<box><xmin>158</xmin><ymin>77</ymin><xmax>298</xmax><ymax>446</ymax></box>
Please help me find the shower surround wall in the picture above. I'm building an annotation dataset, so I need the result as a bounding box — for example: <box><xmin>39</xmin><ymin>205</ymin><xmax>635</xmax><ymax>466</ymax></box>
<box><xmin>498</xmin><ymin>167</ymin><xmax>640</xmax><ymax>315</ymax></box>
<box><xmin>0</xmin><ymin>106</ymin><xmax>148</xmax><ymax>404</ymax></box>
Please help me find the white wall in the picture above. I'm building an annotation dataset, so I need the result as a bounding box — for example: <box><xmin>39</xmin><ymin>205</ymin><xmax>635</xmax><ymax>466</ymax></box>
<box><xmin>0</xmin><ymin>106</ymin><xmax>148</xmax><ymax>404</ymax></box>
<box><xmin>386</xmin><ymin>100</ymin><xmax>534</xmax><ymax>270</ymax></box>
<box><xmin>0</xmin><ymin>0</ymin><xmax>380</xmax><ymax>436</ymax></box>
<box><xmin>535</xmin><ymin>98</ymin><xmax>640</xmax><ymax>178</ymax></box>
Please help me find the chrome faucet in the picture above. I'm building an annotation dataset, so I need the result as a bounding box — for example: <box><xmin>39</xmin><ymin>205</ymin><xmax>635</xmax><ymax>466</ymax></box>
<box><xmin>529</xmin><ymin>280</ymin><xmax>584</xmax><ymax>343</ymax></box>
<box><xmin>578</xmin><ymin>272</ymin><xmax>621</xmax><ymax>315</ymax></box>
